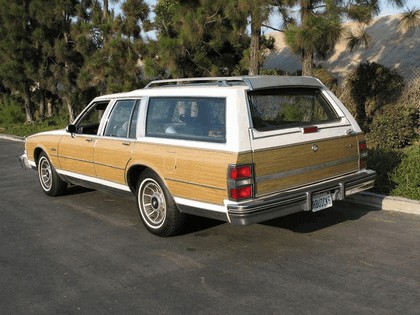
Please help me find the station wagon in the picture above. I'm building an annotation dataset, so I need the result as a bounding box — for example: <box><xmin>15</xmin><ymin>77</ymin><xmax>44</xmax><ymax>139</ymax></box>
<box><xmin>20</xmin><ymin>76</ymin><xmax>376</xmax><ymax>236</ymax></box>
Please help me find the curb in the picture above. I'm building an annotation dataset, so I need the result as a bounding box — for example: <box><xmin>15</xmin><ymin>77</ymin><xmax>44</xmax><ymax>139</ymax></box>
<box><xmin>347</xmin><ymin>192</ymin><xmax>420</xmax><ymax>215</ymax></box>
<box><xmin>0</xmin><ymin>133</ymin><xmax>25</xmax><ymax>142</ymax></box>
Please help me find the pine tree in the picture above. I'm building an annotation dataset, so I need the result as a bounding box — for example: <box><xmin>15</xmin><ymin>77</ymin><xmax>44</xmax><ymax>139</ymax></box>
<box><xmin>152</xmin><ymin>0</ymin><xmax>249</xmax><ymax>78</ymax></box>
<box><xmin>77</xmin><ymin>0</ymin><xmax>150</xmax><ymax>95</ymax></box>
<box><xmin>0</xmin><ymin>0</ymin><xmax>38</xmax><ymax>123</ymax></box>
<box><xmin>224</xmin><ymin>0</ymin><xmax>273</xmax><ymax>75</ymax></box>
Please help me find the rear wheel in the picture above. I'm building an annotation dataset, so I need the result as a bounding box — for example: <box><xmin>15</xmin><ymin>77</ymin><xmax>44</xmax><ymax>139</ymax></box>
<box><xmin>37</xmin><ymin>152</ymin><xmax>67</xmax><ymax>196</ymax></box>
<box><xmin>136</xmin><ymin>170</ymin><xmax>185</xmax><ymax>237</ymax></box>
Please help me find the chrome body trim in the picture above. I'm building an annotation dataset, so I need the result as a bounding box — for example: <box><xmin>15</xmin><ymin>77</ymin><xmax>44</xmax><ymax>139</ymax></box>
<box><xmin>19</xmin><ymin>153</ymin><xmax>34</xmax><ymax>170</ymax></box>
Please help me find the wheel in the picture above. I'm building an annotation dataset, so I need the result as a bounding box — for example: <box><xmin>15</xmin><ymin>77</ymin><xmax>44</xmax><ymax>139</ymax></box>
<box><xmin>136</xmin><ymin>170</ymin><xmax>185</xmax><ymax>237</ymax></box>
<box><xmin>37</xmin><ymin>152</ymin><xmax>67</xmax><ymax>196</ymax></box>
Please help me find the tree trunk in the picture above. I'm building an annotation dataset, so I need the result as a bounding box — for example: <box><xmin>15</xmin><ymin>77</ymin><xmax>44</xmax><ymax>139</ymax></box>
<box><xmin>103</xmin><ymin>0</ymin><xmax>109</xmax><ymax>20</ymax></box>
<box><xmin>300</xmin><ymin>2</ymin><xmax>314</xmax><ymax>76</ymax></box>
<box><xmin>39</xmin><ymin>90</ymin><xmax>46</xmax><ymax>121</ymax></box>
<box><xmin>301</xmin><ymin>49</ymin><xmax>313</xmax><ymax>76</ymax></box>
<box><xmin>249</xmin><ymin>13</ymin><xmax>261</xmax><ymax>76</ymax></box>
<box><xmin>64</xmin><ymin>96</ymin><xmax>75</xmax><ymax>123</ymax></box>
<box><xmin>23</xmin><ymin>81</ymin><xmax>34</xmax><ymax>124</ymax></box>
<box><xmin>47</xmin><ymin>100</ymin><xmax>53</xmax><ymax>118</ymax></box>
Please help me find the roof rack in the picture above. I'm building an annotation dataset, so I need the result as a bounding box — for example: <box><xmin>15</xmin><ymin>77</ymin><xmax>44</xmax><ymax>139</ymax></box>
<box><xmin>145</xmin><ymin>77</ymin><xmax>250</xmax><ymax>89</ymax></box>
<box><xmin>145</xmin><ymin>76</ymin><xmax>324</xmax><ymax>90</ymax></box>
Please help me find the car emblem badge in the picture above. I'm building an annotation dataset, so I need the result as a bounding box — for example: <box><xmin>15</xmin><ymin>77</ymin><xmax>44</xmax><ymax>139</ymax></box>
<box><xmin>312</xmin><ymin>144</ymin><xmax>319</xmax><ymax>152</ymax></box>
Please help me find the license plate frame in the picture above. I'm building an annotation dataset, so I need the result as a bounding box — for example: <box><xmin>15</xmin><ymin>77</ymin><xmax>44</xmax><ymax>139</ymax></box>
<box><xmin>312</xmin><ymin>192</ymin><xmax>333</xmax><ymax>212</ymax></box>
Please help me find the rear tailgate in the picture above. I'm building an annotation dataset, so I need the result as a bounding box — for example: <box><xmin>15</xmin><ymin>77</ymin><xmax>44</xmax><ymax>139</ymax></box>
<box><xmin>247</xmin><ymin>86</ymin><xmax>362</xmax><ymax>197</ymax></box>
<box><xmin>251</xmin><ymin>133</ymin><xmax>360</xmax><ymax>197</ymax></box>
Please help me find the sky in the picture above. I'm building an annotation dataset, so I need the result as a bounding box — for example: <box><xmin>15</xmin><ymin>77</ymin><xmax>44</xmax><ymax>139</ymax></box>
<box><xmin>142</xmin><ymin>0</ymin><xmax>419</xmax><ymax>16</ymax></box>
<box><xmin>379</xmin><ymin>0</ymin><xmax>418</xmax><ymax>15</ymax></box>
<box><xmin>129</xmin><ymin>0</ymin><xmax>419</xmax><ymax>38</ymax></box>
<box><xmin>265</xmin><ymin>0</ymin><xmax>419</xmax><ymax>32</ymax></box>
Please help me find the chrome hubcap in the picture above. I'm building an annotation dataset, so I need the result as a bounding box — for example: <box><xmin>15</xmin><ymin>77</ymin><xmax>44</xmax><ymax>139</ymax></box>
<box><xmin>39</xmin><ymin>158</ymin><xmax>52</xmax><ymax>190</ymax></box>
<box><xmin>141</xmin><ymin>180</ymin><xmax>166</xmax><ymax>226</ymax></box>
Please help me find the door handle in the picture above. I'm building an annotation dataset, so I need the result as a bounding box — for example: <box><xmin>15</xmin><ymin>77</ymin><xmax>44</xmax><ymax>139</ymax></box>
<box><xmin>85</xmin><ymin>138</ymin><xmax>93</xmax><ymax>142</ymax></box>
<box><xmin>122</xmin><ymin>142</ymin><xmax>131</xmax><ymax>146</ymax></box>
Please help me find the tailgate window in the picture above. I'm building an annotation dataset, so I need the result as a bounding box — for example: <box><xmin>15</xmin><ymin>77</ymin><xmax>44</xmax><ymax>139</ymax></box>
<box><xmin>248</xmin><ymin>88</ymin><xmax>339</xmax><ymax>131</ymax></box>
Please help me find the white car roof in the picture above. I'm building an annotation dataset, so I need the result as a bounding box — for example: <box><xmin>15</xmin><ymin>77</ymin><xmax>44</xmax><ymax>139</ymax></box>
<box><xmin>94</xmin><ymin>75</ymin><xmax>326</xmax><ymax>100</ymax></box>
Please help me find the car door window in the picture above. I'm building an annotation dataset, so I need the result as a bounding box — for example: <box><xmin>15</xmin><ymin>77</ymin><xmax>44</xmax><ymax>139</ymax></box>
<box><xmin>76</xmin><ymin>101</ymin><xmax>109</xmax><ymax>135</ymax></box>
<box><xmin>104</xmin><ymin>100</ymin><xmax>138</xmax><ymax>138</ymax></box>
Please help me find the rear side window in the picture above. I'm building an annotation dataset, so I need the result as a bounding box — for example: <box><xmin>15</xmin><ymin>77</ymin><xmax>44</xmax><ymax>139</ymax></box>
<box><xmin>248</xmin><ymin>88</ymin><xmax>338</xmax><ymax>131</ymax></box>
<box><xmin>104</xmin><ymin>100</ymin><xmax>139</xmax><ymax>138</ymax></box>
<box><xmin>146</xmin><ymin>97</ymin><xmax>226</xmax><ymax>143</ymax></box>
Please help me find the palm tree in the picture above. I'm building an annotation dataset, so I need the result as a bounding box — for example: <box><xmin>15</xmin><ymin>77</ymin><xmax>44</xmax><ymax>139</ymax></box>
<box><xmin>346</xmin><ymin>4</ymin><xmax>418</xmax><ymax>51</ymax></box>
<box><xmin>280</xmin><ymin>0</ymin><xmax>409</xmax><ymax>76</ymax></box>
<box><xmin>346</xmin><ymin>27</ymin><xmax>371</xmax><ymax>52</ymax></box>
<box><xmin>398</xmin><ymin>7</ymin><xmax>420</xmax><ymax>32</ymax></box>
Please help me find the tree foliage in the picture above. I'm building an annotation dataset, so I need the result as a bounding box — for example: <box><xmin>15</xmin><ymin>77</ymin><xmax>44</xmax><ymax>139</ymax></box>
<box><xmin>0</xmin><ymin>0</ymin><xmax>418</xmax><ymax>124</ymax></box>
<box><xmin>0</xmin><ymin>0</ymin><xmax>150</xmax><ymax>123</ymax></box>
<box><xmin>150</xmin><ymin>0</ymin><xmax>252</xmax><ymax>78</ymax></box>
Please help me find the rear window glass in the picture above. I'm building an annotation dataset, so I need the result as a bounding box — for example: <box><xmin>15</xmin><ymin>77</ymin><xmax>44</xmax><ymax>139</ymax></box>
<box><xmin>146</xmin><ymin>97</ymin><xmax>226</xmax><ymax>143</ymax></box>
<box><xmin>248</xmin><ymin>88</ymin><xmax>338</xmax><ymax>131</ymax></box>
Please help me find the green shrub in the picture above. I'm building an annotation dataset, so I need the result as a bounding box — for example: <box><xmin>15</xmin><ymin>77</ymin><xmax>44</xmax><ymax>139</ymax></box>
<box><xmin>390</xmin><ymin>144</ymin><xmax>420</xmax><ymax>200</ymax></box>
<box><xmin>0</xmin><ymin>96</ymin><xmax>25</xmax><ymax>125</ymax></box>
<box><xmin>367</xmin><ymin>103</ymin><xmax>418</xmax><ymax>149</ymax></box>
<box><xmin>367</xmin><ymin>148</ymin><xmax>403</xmax><ymax>195</ymax></box>
<box><xmin>313</xmin><ymin>67</ymin><xmax>338</xmax><ymax>91</ymax></box>
<box><xmin>348</xmin><ymin>61</ymin><xmax>405</xmax><ymax>131</ymax></box>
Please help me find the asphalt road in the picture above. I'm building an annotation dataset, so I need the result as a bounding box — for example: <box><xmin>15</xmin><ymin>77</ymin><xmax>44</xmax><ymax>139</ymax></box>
<box><xmin>1</xmin><ymin>139</ymin><xmax>419</xmax><ymax>314</ymax></box>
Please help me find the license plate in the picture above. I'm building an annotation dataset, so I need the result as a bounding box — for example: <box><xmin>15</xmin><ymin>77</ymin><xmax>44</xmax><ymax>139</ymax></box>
<box><xmin>312</xmin><ymin>192</ymin><xmax>333</xmax><ymax>212</ymax></box>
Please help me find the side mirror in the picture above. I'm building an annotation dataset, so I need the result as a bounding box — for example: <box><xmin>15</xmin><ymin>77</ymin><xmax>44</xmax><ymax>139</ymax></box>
<box><xmin>66</xmin><ymin>124</ymin><xmax>77</xmax><ymax>133</ymax></box>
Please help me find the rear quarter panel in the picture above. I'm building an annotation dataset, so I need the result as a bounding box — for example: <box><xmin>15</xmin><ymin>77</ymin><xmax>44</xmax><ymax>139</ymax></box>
<box><xmin>129</xmin><ymin>142</ymin><xmax>252</xmax><ymax>205</ymax></box>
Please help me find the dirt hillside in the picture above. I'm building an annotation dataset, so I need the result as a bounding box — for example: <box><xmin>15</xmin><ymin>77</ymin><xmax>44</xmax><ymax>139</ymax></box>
<box><xmin>263</xmin><ymin>14</ymin><xmax>420</xmax><ymax>80</ymax></box>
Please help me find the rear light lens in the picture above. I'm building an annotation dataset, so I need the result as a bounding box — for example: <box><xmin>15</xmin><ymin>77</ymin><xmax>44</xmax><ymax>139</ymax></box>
<box><xmin>359</xmin><ymin>141</ymin><xmax>368</xmax><ymax>169</ymax></box>
<box><xmin>228</xmin><ymin>164</ymin><xmax>254</xmax><ymax>201</ymax></box>
<box><xmin>301</xmin><ymin>126</ymin><xmax>318</xmax><ymax>134</ymax></box>
<box><xmin>229</xmin><ymin>165</ymin><xmax>252</xmax><ymax>180</ymax></box>
<box><xmin>230</xmin><ymin>186</ymin><xmax>252</xmax><ymax>200</ymax></box>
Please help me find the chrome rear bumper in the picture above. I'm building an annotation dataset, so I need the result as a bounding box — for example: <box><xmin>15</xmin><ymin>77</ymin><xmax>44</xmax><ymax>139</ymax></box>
<box><xmin>227</xmin><ymin>169</ymin><xmax>376</xmax><ymax>225</ymax></box>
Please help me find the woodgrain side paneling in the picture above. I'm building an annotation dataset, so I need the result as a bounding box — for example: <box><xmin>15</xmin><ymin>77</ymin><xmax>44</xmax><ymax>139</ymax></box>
<box><xmin>129</xmin><ymin>143</ymin><xmax>251</xmax><ymax>205</ymax></box>
<box><xmin>58</xmin><ymin>135</ymin><xmax>96</xmax><ymax>176</ymax></box>
<box><xmin>26</xmin><ymin>135</ymin><xmax>61</xmax><ymax>167</ymax></box>
<box><xmin>94</xmin><ymin>138</ymin><xmax>134</xmax><ymax>184</ymax></box>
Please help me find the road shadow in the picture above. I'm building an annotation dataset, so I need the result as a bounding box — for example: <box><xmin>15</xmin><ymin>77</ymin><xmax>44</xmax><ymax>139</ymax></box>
<box><xmin>64</xmin><ymin>185</ymin><xmax>95</xmax><ymax>196</ymax></box>
<box><xmin>181</xmin><ymin>215</ymin><xmax>225</xmax><ymax>235</ymax></box>
<box><xmin>261</xmin><ymin>201</ymin><xmax>379</xmax><ymax>233</ymax></box>
<box><xmin>179</xmin><ymin>201</ymin><xmax>379</xmax><ymax>236</ymax></box>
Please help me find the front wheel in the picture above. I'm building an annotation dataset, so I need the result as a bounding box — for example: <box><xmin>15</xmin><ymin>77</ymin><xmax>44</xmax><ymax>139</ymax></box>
<box><xmin>37</xmin><ymin>152</ymin><xmax>67</xmax><ymax>196</ymax></box>
<box><xmin>136</xmin><ymin>170</ymin><xmax>185</xmax><ymax>237</ymax></box>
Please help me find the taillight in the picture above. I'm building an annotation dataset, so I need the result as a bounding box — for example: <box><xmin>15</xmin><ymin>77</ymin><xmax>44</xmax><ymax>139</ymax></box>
<box><xmin>228</xmin><ymin>164</ymin><xmax>254</xmax><ymax>201</ymax></box>
<box><xmin>359</xmin><ymin>140</ymin><xmax>368</xmax><ymax>169</ymax></box>
<box><xmin>229</xmin><ymin>165</ymin><xmax>252</xmax><ymax>180</ymax></box>
<box><xmin>230</xmin><ymin>186</ymin><xmax>252</xmax><ymax>200</ymax></box>
<box><xmin>301</xmin><ymin>126</ymin><xmax>318</xmax><ymax>134</ymax></box>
